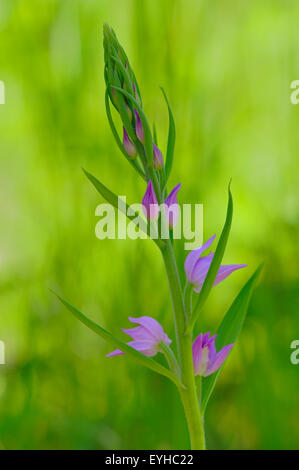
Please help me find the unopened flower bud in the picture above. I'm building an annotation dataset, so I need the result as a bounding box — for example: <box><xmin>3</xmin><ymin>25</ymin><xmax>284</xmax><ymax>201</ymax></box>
<box><xmin>164</xmin><ymin>183</ymin><xmax>181</xmax><ymax>228</ymax></box>
<box><xmin>142</xmin><ymin>180</ymin><xmax>159</xmax><ymax>220</ymax></box>
<box><xmin>153</xmin><ymin>143</ymin><xmax>164</xmax><ymax>170</ymax></box>
<box><xmin>104</xmin><ymin>24</ymin><xmax>143</xmax><ymax>121</ymax></box>
<box><xmin>123</xmin><ymin>127</ymin><xmax>137</xmax><ymax>158</ymax></box>
<box><xmin>134</xmin><ymin>109</ymin><xmax>144</xmax><ymax>143</ymax></box>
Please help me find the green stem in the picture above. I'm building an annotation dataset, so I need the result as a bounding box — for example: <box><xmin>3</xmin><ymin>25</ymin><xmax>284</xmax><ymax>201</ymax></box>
<box><xmin>178</xmin><ymin>336</ymin><xmax>206</xmax><ymax>450</ymax></box>
<box><xmin>184</xmin><ymin>282</ymin><xmax>193</xmax><ymax>319</ymax></box>
<box><xmin>161</xmin><ymin>240</ymin><xmax>206</xmax><ymax>450</ymax></box>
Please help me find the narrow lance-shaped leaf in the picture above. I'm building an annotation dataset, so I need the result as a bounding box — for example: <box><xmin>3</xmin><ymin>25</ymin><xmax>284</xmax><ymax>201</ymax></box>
<box><xmin>200</xmin><ymin>264</ymin><xmax>263</xmax><ymax>413</ymax></box>
<box><xmin>52</xmin><ymin>291</ymin><xmax>182</xmax><ymax>387</ymax></box>
<box><xmin>112</xmin><ymin>86</ymin><xmax>154</xmax><ymax>167</ymax></box>
<box><xmin>83</xmin><ymin>169</ymin><xmax>164</xmax><ymax>249</ymax></box>
<box><xmin>160</xmin><ymin>87</ymin><xmax>176</xmax><ymax>186</ymax></box>
<box><xmin>105</xmin><ymin>89</ymin><xmax>145</xmax><ymax>179</ymax></box>
<box><xmin>187</xmin><ymin>184</ymin><xmax>233</xmax><ymax>333</ymax></box>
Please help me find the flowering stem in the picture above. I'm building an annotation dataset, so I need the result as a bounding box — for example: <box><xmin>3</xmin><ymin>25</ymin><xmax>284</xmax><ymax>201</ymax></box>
<box><xmin>161</xmin><ymin>240</ymin><xmax>206</xmax><ymax>450</ymax></box>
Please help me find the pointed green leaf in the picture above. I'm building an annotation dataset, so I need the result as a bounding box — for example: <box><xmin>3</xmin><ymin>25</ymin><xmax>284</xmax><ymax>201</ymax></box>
<box><xmin>160</xmin><ymin>87</ymin><xmax>176</xmax><ymax>185</ymax></box>
<box><xmin>200</xmin><ymin>264</ymin><xmax>263</xmax><ymax>413</ymax></box>
<box><xmin>187</xmin><ymin>185</ymin><xmax>233</xmax><ymax>333</ymax></box>
<box><xmin>83</xmin><ymin>169</ymin><xmax>164</xmax><ymax>248</ymax></box>
<box><xmin>52</xmin><ymin>291</ymin><xmax>182</xmax><ymax>387</ymax></box>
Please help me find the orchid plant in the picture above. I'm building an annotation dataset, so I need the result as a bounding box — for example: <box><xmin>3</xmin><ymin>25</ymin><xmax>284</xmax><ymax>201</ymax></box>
<box><xmin>54</xmin><ymin>24</ymin><xmax>262</xmax><ymax>450</ymax></box>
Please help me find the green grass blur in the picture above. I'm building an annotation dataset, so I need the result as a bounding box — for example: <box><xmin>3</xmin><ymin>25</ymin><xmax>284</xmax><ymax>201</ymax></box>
<box><xmin>0</xmin><ymin>0</ymin><xmax>298</xmax><ymax>450</ymax></box>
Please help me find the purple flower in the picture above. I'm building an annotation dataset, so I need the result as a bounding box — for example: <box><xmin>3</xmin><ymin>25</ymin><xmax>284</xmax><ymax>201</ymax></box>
<box><xmin>184</xmin><ymin>235</ymin><xmax>247</xmax><ymax>292</ymax></box>
<box><xmin>142</xmin><ymin>180</ymin><xmax>159</xmax><ymax>220</ymax></box>
<box><xmin>192</xmin><ymin>332</ymin><xmax>234</xmax><ymax>376</ymax></box>
<box><xmin>164</xmin><ymin>183</ymin><xmax>181</xmax><ymax>228</ymax></box>
<box><xmin>123</xmin><ymin>127</ymin><xmax>137</xmax><ymax>158</ymax></box>
<box><xmin>153</xmin><ymin>143</ymin><xmax>164</xmax><ymax>170</ymax></box>
<box><xmin>134</xmin><ymin>108</ymin><xmax>144</xmax><ymax>143</ymax></box>
<box><xmin>106</xmin><ymin>316</ymin><xmax>172</xmax><ymax>357</ymax></box>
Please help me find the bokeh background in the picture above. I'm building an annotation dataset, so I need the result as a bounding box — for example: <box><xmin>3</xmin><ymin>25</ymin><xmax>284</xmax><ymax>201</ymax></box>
<box><xmin>0</xmin><ymin>0</ymin><xmax>298</xmax><ymax>450</ymax></box>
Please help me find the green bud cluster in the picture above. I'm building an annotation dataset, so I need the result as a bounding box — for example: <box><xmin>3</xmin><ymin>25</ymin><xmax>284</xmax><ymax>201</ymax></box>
<box><xmin>103</xmin><ymin>24</ymin><xmax>176</xmax><ymax>205</ymax></box>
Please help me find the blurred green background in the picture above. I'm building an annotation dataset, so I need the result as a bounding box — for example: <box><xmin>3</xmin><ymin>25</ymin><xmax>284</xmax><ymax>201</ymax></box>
<box><xmin>0</xmin><ymin>0</ymin><xmax>298</xmax><ymax>450</ymax></box>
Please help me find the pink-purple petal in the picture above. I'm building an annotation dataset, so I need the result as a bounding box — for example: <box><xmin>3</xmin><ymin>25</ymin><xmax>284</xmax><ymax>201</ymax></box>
<box><xmin>121</xmin><ymin>326</ymin><xmax>154</xmax><ymax>342</ymax></box>
<box><xmin>142</xmin><ymin>181</ymin><xmax>159</xmax><ymax>220</ymax></box>
<box><xmin>134</xmin><ymin>108</ymin><xmax>144</xmax><ymax>143</ymax></box>
<box><xmin>184</xmin><ymin>235</ymin><xmax>216</xmax><ymax>283</ymax></box>
<box><xmin>106</xmin><ymin>349</ymin><xmax>124</xmax><ymax>357</ymax></box>
<box><xmin>205</xmin><ymin>343</ymin><xmax>234</xmax><ymax>376</ymax></box>
<box><xmin>214</xmin><ymin>264</ymin><xmax>247</xmax><ymax>286</ymax></box>
<box><xmin>153</xmin><ymin>143</ymin><xmax>164</xmax><ymax>169</ymax></box>
<box><xmin>107</xmin><ymin>315</ymin><xmax>171</xmax><ymax>359</ymax></box>
<box><xmin>192</xmin><ymin>334</ymin><xmax>203</xmax><ymax>375</ymax></box>
<box><xmin>191</xmin><ymin>253</ymin><xmax>214</xmax><ymax>290</ymax></box>
<box><xmin>165</xmin><ymin>183</ymin><xmax>181</xmax><ymax>206</ymax></box>
<box><xmin>128</xmin><ymin>316</ymin><xmax>166</xmax><ymax>341</ymax></box>
<box><xmin>192</xmin><ymin>331</ymin><xmax>234</xmax><ymax>377</ymax></box>
<box><xmin>207</xmin><ymin>336</ymin><xmax>217</xmax><ymax>366</ymax></box>
<box><xmin>127</xmin><ymin>340</ymin><xmax>159</xmax><ymax>357</ymax></box>
<box><xmin>164</xmin><ymin>183</ymin><xmax>181</xmax><ymax>228</ymax></box>
<box><xmin>185</xmin><ymin>235</ymin><xmax>247</xmax><ymax>292</ymax></box>
<box><xmin>123</xmin><ymin>127</ymin><xmax>137</xmax><ymax>158</ymax></box>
